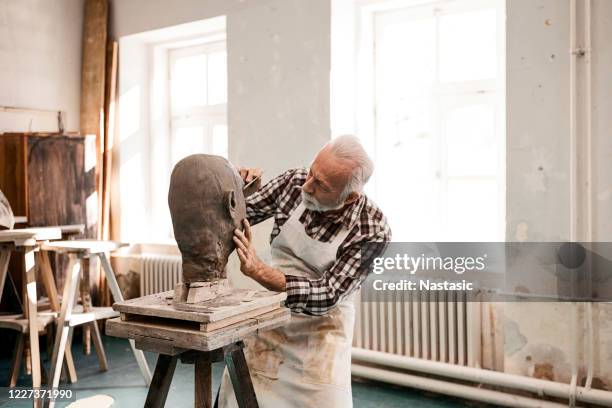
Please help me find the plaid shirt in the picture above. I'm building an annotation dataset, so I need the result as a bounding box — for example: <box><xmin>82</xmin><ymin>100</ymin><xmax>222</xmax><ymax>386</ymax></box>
<box><xmin>246</xmin><ymin>167</ymin><xmax>391</xmax><ymax>315</ymax></box>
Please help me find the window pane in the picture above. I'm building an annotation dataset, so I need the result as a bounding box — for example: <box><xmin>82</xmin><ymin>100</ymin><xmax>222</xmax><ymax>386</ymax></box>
<box><xmin>446</xmin><ymin>179</ymin><xmax>499</xmax><ymax>241</ymax></box>
<box><xmin>171</xmin><ymin>54</ymin><xmax>207</xmax><ymax>111</ymax></box>
<box><xmin>375</xmin><ymin>101</ymin><xmax>441</xmax><ymax>241</ymax></box>
<box><xmin>446</xmin><ymin>104</ymin><xmax>497</xmax><ymax>177</ymax></box>
<box><xmin>439</xmin><ymin>9</ymin><xmax>497</xmax><ymax>82</ymax></box>
<box><xmin>171</xmin><ymin>126</ymin><xmax>205</xmax><ymax>167</ymax></box>
<box><xmin>207</xmin><ymin>51</ymin><xmax>227</xmax><ymax>105</ymax></box>
<box><xmin>377</xmin><ymin>17</ymin><xmax>436</xmax><ymax>99</ymax></box>
<box><xmin>212</xmin><ymin>124</ymin><xmax>228</xmax><ymax>158</ymax></box>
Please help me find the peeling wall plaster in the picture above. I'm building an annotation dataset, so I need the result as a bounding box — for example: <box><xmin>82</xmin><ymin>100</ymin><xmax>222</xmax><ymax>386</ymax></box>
<box><xmin>503</xmin><ymin>0</ymin><xmax>612</xmax><ymax>389</ymax></box>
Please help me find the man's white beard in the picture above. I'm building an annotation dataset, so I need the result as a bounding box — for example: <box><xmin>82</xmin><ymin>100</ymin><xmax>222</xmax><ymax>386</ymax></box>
<box><xmin>301</xmin><ymin>190</ymin><xmax>345</xmax><ymax>212</ymax></box>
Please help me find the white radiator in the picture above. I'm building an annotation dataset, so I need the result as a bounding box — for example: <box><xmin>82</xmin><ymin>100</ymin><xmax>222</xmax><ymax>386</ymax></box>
<box><xmin>139</xmin><ymin>254</ymin><xmax>182</xmax><ymax>296</ymax></box>
<box><xmin>353</xmin><ymin>290</ymin><xmax>481</xmax><ymax>367</ymax></box>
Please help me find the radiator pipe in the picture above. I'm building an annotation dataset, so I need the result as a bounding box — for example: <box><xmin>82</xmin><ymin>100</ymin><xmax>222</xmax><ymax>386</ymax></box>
<box><xmin>352</xmin><ymin>364</ymin><xmax>569</xmax><ymax>408</ymax></box>
<box><xmin>352</xmin><ymin>347</ymin><xmax>612</xmax><ymax>406</ymax></box>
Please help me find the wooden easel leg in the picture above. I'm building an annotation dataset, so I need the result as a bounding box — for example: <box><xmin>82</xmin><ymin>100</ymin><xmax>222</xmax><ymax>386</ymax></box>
<box><xmin>8</xmin><ymin>332</ymin><xmax>25</xmax><ymax>387</ymax></box>
<box><xmin>64</xmin><ymin>327</ymin><xmax>78</xmax><ymax>383</ymax></box>
<box><xmin>24</xmin><ymin>248</ymin><xmax>41</xmax><ymax>407</ymax></box>
<box><xmin>47</xmin><ymin>255</ymin><xmax>81</xmax><ymax>408</ymax></box>
<box><xmin>98</xmin><ymin>252</ymin><xmax>152</xmax><ymax>384</ymax></box>
<box><xmin>224</xmin><ymin>342</ymin><xmax>258</xmax><ymax>408</ymax></box>
<box><xmin>195</xmin><ymin>353</ymin><xmax>212</xmax><ymax>408</ymax></box>
<box><xmin>90</xmin><ymin>321</ymin><xmax>108</xmax><ymax>371</ymax></box>
<box><xmin>38</xmin><ymin>251</ymin><xmax>78</xmax><ymax>383</ymax></box>
<box><xmin>144</xmin><ymin>354</ymin><xmax>177</xmax><ymax>408</ymax></box>
<box><xmin>0</xmin><ymin>249</ymin><xmax>11</xmax><ymax>304</ymax></box>
<box><xmin>81</xmin><ymin>259</ymin><xmax>91</xmax><ymax>356</ymax></box>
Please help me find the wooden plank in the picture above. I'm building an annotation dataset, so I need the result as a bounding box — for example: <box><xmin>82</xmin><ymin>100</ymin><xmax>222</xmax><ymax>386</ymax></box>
<box><xmin>134</xmin><ymin>335</ymin><xmax>187</xmax><ymax>356</ymax></box>
<box><xmin>0</xmin><ymin>134</ymin><xmax>27</xmax><ymax>218</ymax></box>
<box><xmin>42</xmin><ymin>240</ymin><xmax>125</xmax><ymax>254</ymax></box>
<box><xmin>199</xmin><ymin>304</ymin><xmax>278</xmax><ymax>332</ymax></box>
<box><xmin>0</xmin><ymin>231</ymin><xmax>35</xmax><ymax>246</ymax></box>
<box><xmin>18</xmin><ymin>227</ymin><xmax>62</xmax><ymax>241</ymax></box>
<box><xmin>113</xmin><ymin>290</ymin><xmax>286</xmax><ymax>323</ymax></box>
<box><xmin>102</xmin><ymin>41</ymin><xmax>118</xmax><ymax>243</ymax></box>
<box><xmin>120</xmin><ymin>304</ymin><xmax>281</xmax><ymax>333</ymax></box>
<box><xmin>80</xmin><ymin>0</ymin><xmax>108</xmax><ymax>242</ymax></box>
<box><xmin>0</xmin><ymin>312</ymin><xmax>55</xmax><ymax>332</ymax></box>
<box><xmin>106</xmin><ymin>308</ymin><xmax>290</xmax><ymax>352</ymax></box>
<box><xmin>26</xmin><ymin>136</ymin><xmax>96</xmax><ymax>237</ymax></box>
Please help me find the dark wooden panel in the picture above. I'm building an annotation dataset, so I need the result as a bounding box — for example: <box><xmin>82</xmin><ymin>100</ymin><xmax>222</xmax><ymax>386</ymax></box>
<box><xmin>0</xmin><ymin>134</ymin><xmax>27</xmax><ymax>217</ymax></box>
<box><xmin>26</xmin><ymin>136</ymin><xmax>97</xmax><ymax>237</ymax></box>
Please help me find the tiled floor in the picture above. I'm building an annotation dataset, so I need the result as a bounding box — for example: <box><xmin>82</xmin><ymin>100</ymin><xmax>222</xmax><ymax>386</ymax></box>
<box><xmin>0</xmin><ymin>335</ymin><xmax>487</xmax><ymax>407</ymax></box>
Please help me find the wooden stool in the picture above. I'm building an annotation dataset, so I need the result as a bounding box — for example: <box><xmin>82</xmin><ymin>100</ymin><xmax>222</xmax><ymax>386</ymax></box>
<box><xmin>106</xmin><ymin>289</ymin><xmax>290</xmax><ymax>408</ymax></box>
<box><xmin>42</xmin><ymin>240</ymin><xmax>153</xmax><ymax>403</ymax></box>
<box><xmin>0</xmin><ymin>227</ymin><xmax>63</xmax><ymax>408</ymax></box>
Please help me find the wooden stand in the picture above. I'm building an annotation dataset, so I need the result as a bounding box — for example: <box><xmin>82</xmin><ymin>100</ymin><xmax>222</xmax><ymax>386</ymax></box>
<box><xmin>144</xmin><ymin>341</ymin><xmax>256</xmax><ymax>408</ymax></box>
<box><xmin>41</xmin><ymin>240</ymin><xmax>153</xmax><ymax>408</ymax></box>
<box><xmin>106</xmin><ymin>289</ymin><xmax>290</xmax><ymax>407</ymax></box>
<box><xmin>0</xmin><ymin>228</ymin><xmax>66</xmax><ymax>408</ymax></box>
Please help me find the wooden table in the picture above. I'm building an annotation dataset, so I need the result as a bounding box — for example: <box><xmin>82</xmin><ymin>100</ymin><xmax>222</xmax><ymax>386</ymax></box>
<box><xmin>0</xmin><ymin>227</ymin><xmax>63</xmax><ymax>408</ymax></box>
<box><xmin>107</xmin><ymin>290</ymin><xmax>290</xmax><ymax>407</ymax></box>
<box><xmin>41</xmin><ymin>240</ymin><xmax>153</xmax><ymax>407</ymax></box>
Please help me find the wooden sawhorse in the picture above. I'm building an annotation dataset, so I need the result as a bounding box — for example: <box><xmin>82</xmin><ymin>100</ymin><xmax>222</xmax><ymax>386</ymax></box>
<box><xmin>42</xmin><ymin>240</ymin><xmax>152</xmax><ymax>408</ymax></box>
<box><xmin>0</xmin><ymin>228</ymin><xmax>67</xmax><ymax>408</ymax></box>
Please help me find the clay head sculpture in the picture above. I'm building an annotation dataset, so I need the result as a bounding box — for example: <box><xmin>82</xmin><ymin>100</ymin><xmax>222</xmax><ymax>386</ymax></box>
<box><xmin>168</xmin><ymin>154</ymin><xmax>247</xmax><ymax>283</ymax></box>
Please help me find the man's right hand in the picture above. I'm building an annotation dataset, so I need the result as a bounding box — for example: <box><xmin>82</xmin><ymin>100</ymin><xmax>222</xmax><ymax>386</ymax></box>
<box><xmin>238</xmin><ymin>167</ymin><xmax>262</xmax><ymax>183</ymax></box>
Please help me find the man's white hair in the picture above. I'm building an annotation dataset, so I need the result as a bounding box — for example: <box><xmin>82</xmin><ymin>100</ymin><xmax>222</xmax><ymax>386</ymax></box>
<box><xmin>327</xmin><ymin>134</ymin><xmax>374</xmax><ymax>196</ymax></box>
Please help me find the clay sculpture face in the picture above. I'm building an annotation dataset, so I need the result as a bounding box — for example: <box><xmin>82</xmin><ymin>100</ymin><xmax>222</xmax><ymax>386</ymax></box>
<box><xmin>168</xmin><ymin>154</ymin><xmax>247</xmax><ymax>283</ymax></box>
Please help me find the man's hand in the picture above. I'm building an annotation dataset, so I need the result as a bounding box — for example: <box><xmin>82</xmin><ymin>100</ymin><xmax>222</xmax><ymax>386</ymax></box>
<box><xmin>238</xmin><ymin>167</ymin><xmax>262</xmax><ymax>183</ymax></box>
<box><xmin>233</xmin><ymin>219</ymin><xmax>264</xmax><ymax>278</ymax></box>
<box><xmin>233</xmin><ymin>219</ymin><xmax>286</xmax><ymax>292</ymax></box>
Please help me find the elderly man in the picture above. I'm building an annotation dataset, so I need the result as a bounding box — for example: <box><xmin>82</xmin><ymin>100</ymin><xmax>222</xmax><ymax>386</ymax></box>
<box><xmin>218</xmin><ymin>135</ymin><xmax>391</xmax><ymax>408</ymax></box>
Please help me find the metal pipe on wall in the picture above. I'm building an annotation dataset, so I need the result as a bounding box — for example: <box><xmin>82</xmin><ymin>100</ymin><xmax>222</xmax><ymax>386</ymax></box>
<box><xmin>352</xmin><ymin>364</ymin><xmax>570</xmax><ymax>408</ymax></box>
<box><xmin>352</xmin><ymin>347</ymin><xmax>612</xmax><ymax>406</ymax></box>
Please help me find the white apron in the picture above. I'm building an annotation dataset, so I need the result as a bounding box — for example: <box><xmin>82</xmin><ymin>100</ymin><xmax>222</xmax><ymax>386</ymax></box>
<box><xmin>218</xmin><ymin>202</ymin><xmax>356</xmax><ymax>408</ymax></box>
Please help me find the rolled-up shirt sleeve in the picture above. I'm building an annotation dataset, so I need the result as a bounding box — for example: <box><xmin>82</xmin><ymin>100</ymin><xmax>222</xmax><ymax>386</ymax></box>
<box><xmin>285</xmin><ymin>226</ymin><xmax>391</xmax><ymax>315</ymax></box>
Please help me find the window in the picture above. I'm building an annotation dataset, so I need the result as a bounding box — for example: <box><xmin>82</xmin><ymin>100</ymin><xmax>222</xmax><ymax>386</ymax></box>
<box><xmin>366</xmin><ymin>0</ymin><xmax>505</xmax><ymax>241</ymax></box>
<box><xmin>169</xmin><ymin>41</ymin><xmax>228</xmax><ymax>166</ymax></box>
<box><xmin>117</xmin><ymin>16</ymin><xmax>227</xmax><ymax>244</ymax></box>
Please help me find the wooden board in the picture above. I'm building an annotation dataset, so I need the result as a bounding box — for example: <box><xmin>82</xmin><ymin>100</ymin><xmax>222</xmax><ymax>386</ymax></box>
<box><xmin>42</xmin><ymin>240</ymin><xmax>126</xmax><ymax>254</ymax></box>
<box><xmin>0</xmin><ymin>231</ymin><xmax>36</xmax><ymax>246</ymax></box>
<box><xmin>27</xmin><ymin>135</ymin><xmax>97</xmax><ymax>237</ymax></box>
<box><xmin>0</xmin><ymin>312</ymin><xmax>55</xmax><ymax>333</ymax></box>
<box><xmin>0</xmin><ymin>134</ymin><xmax>27</xmax><ymax>218</ymax></box>
<box><xmin>113</xmin><ymin>290</ymin><xmax>287</xmax><ymax>323</ymax></box>
<box><xmin>106</xmin><ymin>308</ymin><xmax>290</xmax><ymax>352</ymax></box>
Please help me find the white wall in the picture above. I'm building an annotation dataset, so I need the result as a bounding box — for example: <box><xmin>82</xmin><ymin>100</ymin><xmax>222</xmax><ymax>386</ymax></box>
<box><xmin>504</xmin><ymin>0</ymin><xmax>612</xmax><ymax>388</ymax></box>
<box><xmin>111</xmin><ymin>0</ymin><xmax>330</xmax><ymax>179</ymax></box>
<box><xmin>0</xmin><ymin>0</ymin><xmax>83</xmax><ymax>132</ymax></box>
<box><xmin>110</xmin><ymin>0</ymin><xmax>330</xmax><ymax>247</ymax></box>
